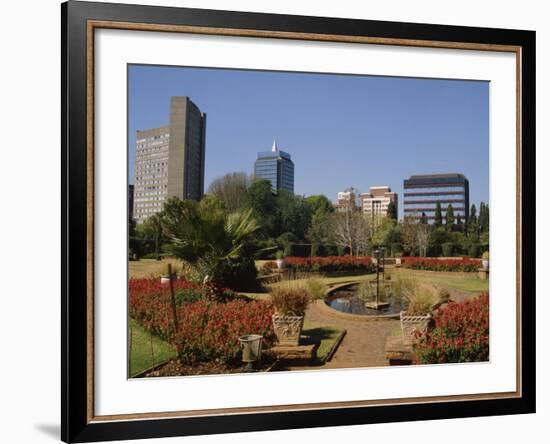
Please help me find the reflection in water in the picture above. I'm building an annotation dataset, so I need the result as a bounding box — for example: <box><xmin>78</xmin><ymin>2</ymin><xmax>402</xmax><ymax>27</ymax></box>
<box><xmin>326</xmin><ymin>284</ymin><xmax>404</xmax><ymax>316</ymax></box>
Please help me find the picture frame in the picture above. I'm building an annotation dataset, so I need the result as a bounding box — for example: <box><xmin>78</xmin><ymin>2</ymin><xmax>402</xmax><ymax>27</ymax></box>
<box><xmin>61</xmin><ymin>1</ymin><xmax>536</xmax><ymax>442</ymax></box>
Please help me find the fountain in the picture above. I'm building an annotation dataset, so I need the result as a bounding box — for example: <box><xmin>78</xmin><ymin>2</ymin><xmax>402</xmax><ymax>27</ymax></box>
<box><xmin>325</xmin><ymin>246</ymin><xmax>404</xmax><ymax>317</ymax></box>
<box><xmin>364</xmin><ymin>247</ymin><xmax>390</xmax><ymax>310</ymax></box>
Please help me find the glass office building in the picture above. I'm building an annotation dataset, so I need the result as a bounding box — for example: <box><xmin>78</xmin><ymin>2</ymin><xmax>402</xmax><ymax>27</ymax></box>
<box><xmin>254</xmin><ymin>141</ymin><xmax>294</xmax><ymax>193</ymax></box>
<box><xmin>403</xmin><ymin>173</ymin><xmax>470</xmax><ymax>222</ymax></box>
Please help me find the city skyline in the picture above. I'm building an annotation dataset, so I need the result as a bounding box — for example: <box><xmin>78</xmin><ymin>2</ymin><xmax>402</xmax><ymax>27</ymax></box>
<box><xmin>128</xmin><ymin>65</ymin><xmax>489</xmax><ymax>218</ymax></box>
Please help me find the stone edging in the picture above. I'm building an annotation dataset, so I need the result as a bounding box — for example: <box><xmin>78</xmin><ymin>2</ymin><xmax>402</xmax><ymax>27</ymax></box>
<box><xmin>324</xmin><ymin>329</ymin><xmax>347</xmax><ymax>363</ymax></box>
<box><xmin>319</xmin><ymin>282</ymin><xmax>400</xmax><ymax>321</ymax></box>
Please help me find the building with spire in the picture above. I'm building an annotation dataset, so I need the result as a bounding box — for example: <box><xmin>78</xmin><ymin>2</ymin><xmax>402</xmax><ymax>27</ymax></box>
<box><xmin>253</xmin><ymin>140</ymin><xmax>294</xmax><ymax>193</ymax></box>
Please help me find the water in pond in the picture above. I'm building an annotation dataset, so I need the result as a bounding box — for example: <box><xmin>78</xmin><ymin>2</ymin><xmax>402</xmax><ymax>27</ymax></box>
<box><xmin>326</xmin><ymin>284</ymin><xmax>404</xmax><ymax>316</ymax></box>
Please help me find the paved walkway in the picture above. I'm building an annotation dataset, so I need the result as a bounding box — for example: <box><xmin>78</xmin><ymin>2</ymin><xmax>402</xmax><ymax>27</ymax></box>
<box><xmin>310</xmin><ymin>301</ymin><xmax>399</xmax><ymax>368</ymax></box>
<box><xmin>284</xmin><ymin>300</ymin><xmax>400</xmax><ymax>371</ymax></box>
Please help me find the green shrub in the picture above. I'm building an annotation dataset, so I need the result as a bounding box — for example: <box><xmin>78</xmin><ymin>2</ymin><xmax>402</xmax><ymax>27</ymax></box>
<box><xmin>277</xmin><ymin>232</ymin><xmax>297</xmax><ymax>256</ymax></box>
<box><xmin>441</xmin><ymin>242</ymin><xmax>455</xmax><ymax>257</ymax></box>
<box><xmin>468</xmin><ymin>243</ymin><xmax>481</xmax><ymax>258</ymax></box>
<box><xmin>289</xmin><ymin>243</ymin><xmax>312</xmax><ymax>257</ymax></box>
<box><xmin>217</xmin><ymin>257</ymin><xmax>258</xmax><ymax>291</ymax></box>
<box><xmin>311</xmin><ymin>243</ymin><xmax>324</xmax><ymax>257</ymax></box>
<box><xmin>337</xmin><ymin>246</ymin><xmax>350</xmax><ymax>256</ymax></box>
<box><xmin>390</xmin><ymin>243</ymin><xmax>402</xmax><ymax>257</ymax></box>
<box><xmin>141</xmin><ymin>252</ymin><xmax>162</xmax><ymax>260</ymax></box>
<box><xmin>255</xmin><ymin>239</ymin><xmax>278</xmax><ymax>259</ymax></box>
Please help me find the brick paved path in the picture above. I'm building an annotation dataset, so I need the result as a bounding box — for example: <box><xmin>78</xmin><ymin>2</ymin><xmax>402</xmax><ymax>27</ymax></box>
<box><xmin>284</xmin><ymin>300</ymin><xmax>400</xmax><ymax>371</ymax></box>
<box><xmin>310</xmin><ymin>301</ymin><xmax>399</xmax><ymax>368</ymax></box>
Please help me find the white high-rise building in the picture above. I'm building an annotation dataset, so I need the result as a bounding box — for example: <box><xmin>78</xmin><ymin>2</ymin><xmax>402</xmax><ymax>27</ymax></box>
<box><xmin>360</xmin><ymin>186</ymin><xmax>398</xmax><ymax>219</ymax></box>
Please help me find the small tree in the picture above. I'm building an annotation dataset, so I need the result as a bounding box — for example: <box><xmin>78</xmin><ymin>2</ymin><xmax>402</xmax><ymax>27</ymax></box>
<box><xmin>163</xmin><ymin>199</ymin><xmax>260</xmax><ymax>293</ymax></box>
<box><xmin>208</xmin><ymin>172</ymin><xmax>250</xmax><ymax>212</ymax></box>
<box><xmin>468</xmin><ymin>204</ymin><xmax>478</xmax><ymax>238</ymax></box>
<box><xmin>478</xmin><ymin>202</ymin><xmax>489</xmax><ymax>234</ymax></box>
<box><xmin>331</xmin><ymin>210</ymin><xmax>370</xmax><ymax>256</ymax></box>
<box><xmin>386</xmin><ymin>201</ymin><xmax>397</xmax><ymax>221</ymax></box>
<box><xmin>415</xmin><ymin>223</ymin><xmax>431</xmax><ymax>257</ymax></box>
<box><xmin>445</xmin><ymin>204</ymin><xmax>455</xmax><ymax>231</ymax></box>
<box><xmin>434</xmin><ymin>202</ymin><xmax>443</xmax><ymax>227</ymax></box>
<box><xmin>137</xmin><ymin>212</ymin><xmax>165</xmax><ymax>260</ymax></box>
<box><xmin>308</xmin><ymin>209</ymin><xmax>332</xmax><ymax>248</ymax></box>
<box><xmin>402</xmin><ymin>214</ymin><xmax>430</xmax><ymax>257</ymax></box>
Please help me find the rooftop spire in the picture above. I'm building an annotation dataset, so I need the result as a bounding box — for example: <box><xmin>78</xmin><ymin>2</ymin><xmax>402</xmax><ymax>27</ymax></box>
<box><xmin>272</xmin><ymin>140</ymin><xmax>278</xmax><ymax>152</ymax></box>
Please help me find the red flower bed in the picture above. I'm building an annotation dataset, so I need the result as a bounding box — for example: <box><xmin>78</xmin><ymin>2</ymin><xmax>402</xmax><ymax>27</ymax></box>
<box><xmin>173</xmin><ymin>300</ymin><xmax>274</xmax><ymax>364</ymax></box>
<box><xmin>283</xmin><ymin>256</ymin><xmax>375</xmax><ymax>273</ymax></box>
<box><xmin>414</xmin><ymin>293</ymin><xmax>489</xmax><ymax>364</ymax></box>
<box><xmin>129</xmin><ymin>278</ymin><xmax>274</xmax><ymax>364</ymax></box>
<box><xmin>402</xmin><ymin>257</ymin><xmax>481</xmax><ymax>272</ymax></box>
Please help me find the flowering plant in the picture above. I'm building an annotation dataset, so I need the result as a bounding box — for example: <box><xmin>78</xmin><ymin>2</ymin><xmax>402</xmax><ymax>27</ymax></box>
<box><xmin>402</xmin><ymin>257</ymin><xmax>481</xmax><ymax>272</ymax></box>
<box><xmin>281</xmin><ymin>256</ymin><xmax>375</xmax><ymax>273</ymax></box>
<box><xmin>414</xmin><ymin>293</ymin><xmax>489</xmax><ymax>364</ymax></box>
<box><xmin>129</xmin><ymin>278</ymin><xmax>274</xmax><ymax>364</ymax></box>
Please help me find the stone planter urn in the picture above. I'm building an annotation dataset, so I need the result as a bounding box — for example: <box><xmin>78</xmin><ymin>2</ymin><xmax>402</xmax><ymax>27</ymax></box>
<box><xmin>395</xmin><ymin>257</ymin><xmax>402</xmax><ymax>266</ymax></box>
<box><xmin>400</xmin><ymin>311</ymin><xmax>432</xmax><ymax>343</ymax></box>
<box><xmin>482</xmin><ymin>259</ymin><xmax>489</xmax><ymax>270</ymax></box>
<box><xmin>276</xmin><ymin>259</ymin><xmax>285</xmax><ymax>270</ymax></box>
<box><xmin>239</xmin><ymin>334</ymin><xmax>263</xmax><ymax>363</ymax></box>
<box><xmin>272</xmin><ymin>314</ymin><xmax>304</xmax><ymax>346</ymax></box>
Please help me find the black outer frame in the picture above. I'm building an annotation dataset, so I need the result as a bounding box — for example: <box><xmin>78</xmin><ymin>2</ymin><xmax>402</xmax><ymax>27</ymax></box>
<box><xmin>61</xmin><ymin>1</ymin><xmax>536</xmax><ymax>442</ymax></box>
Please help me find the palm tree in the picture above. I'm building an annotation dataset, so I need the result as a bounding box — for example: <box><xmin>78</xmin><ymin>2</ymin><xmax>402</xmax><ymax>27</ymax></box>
<box><xmin>164</xmin><ymin>201</ymin><xmax>260</xmax><ymax>293</ymax></box>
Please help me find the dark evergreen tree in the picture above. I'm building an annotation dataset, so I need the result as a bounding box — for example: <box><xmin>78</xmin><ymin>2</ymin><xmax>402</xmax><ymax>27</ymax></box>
<box><xmin>386</xmin><ymin>201</ymin><xmax>398</xmax><ymax>220</ymax></box>
<box><xmin>420</xmin><ymin>212</ymin><xmax>428</xmax><ymax>224</ymax></box>
<box><xmin>434</xmin><ymin>202</ymin><xmax>443</xmax><ymax>227</ymax></box>
<box><xmin>478</xmin><ymin>202</ymin><xmax>490</xmax><ymax>234</ymax></box>
<box><xmin>456</xmin><ymin>214</ymin><xmax>463</xmax><ymax>231</ymax></box>
<box><xmin>445</xmin><ymin>204</ymin><xmax>455</xmax><ymax>231</ymax></box>
<box><xmin>468</xmin><ymin>204</ymin><xmax>478</xmax><ymax>237</ymax></box>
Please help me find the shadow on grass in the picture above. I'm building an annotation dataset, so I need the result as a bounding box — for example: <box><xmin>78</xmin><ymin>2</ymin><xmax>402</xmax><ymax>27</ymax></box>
<box><xmin>301</xmin><ymin>327</ymin><xmax>337</xmax><ymax>345</ymax></box>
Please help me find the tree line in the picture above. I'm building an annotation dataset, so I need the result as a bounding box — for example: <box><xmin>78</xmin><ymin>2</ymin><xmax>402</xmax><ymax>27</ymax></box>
<box><xmin>130</xmin><ymin>172</ymin><xmax>489</xmax><ymax>261</ymax></box>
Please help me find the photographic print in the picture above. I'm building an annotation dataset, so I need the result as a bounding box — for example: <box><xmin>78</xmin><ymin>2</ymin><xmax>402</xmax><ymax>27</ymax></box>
<box><xmin>127</xmin><ymin>65</ymin><xmax>490</xmax><ymax>378</ymax></box>
<box><xmin>63</xmin><ymin>3</ymin><xmax>535</xmax><ymax>440</ymax></box>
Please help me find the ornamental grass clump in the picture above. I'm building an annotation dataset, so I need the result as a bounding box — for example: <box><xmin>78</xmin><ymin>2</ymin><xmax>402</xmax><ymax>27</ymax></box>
<box><xmin>303</xmin><ymin>276</ymin><xmax>327</xmax><ymax>300</ymax></box>
<box><xmin>393</xmin><ymin>276</ymin><xmax>444</xmax><ymax>315</ymax></box>
<box><xmin>269</xmin><ymin>281</ymin><xmax>312</xmax><ymax>316</ymax></box>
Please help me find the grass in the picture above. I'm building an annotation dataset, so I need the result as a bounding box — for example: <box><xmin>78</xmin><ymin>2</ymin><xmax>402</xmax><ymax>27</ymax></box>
<box><xmin>129</xmin><ymin>318</ymin><xmax>176</xmax><ymax>377</ymax></box>
<box><xmin>129</xmin><ymin>257</ymin><xmax>182</xmax><ymax>279</ymax></box>
<box><xmin>301</xmin><ymin>320</ymin><xmax>344</xmax><ymax>363</ymax></box>
<box><xmin>242</xmin><ymin>273</ymin><xmax>376</xmax><ymax>301</ymax></box>
<box><xmin>392</xmin><ymin>268</ymin><xmax>489</xmax><ymax>294</ymax></box>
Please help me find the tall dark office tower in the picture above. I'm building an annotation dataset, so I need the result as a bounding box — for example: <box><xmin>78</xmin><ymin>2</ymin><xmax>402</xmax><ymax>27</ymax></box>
<box><xmin>133</xmin><ymin>97</ymin><xmax>206</xmax><ymax>223</ymax></box>
<box><xmin>254</xmin><ymin>140</ymin><xmax>294</xmax><ymax>193</ymax></box>
<box><xmin>403</xmin><ymin>173</ymin><xmax>470</xmax><ymax>222</ymax></box>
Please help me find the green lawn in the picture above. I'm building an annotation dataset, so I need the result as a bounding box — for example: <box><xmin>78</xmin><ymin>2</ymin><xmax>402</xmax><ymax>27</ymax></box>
<box><xmin>392</xmin><ymin>268</ymin><xmax>489</xmax><ymax>295</ymax></box>
<box><xmin>302</xmin><ymin>320</ymin><xmax>345</xmax><ymax>363</ymax></box>
<box><xmin>129</xmin><ymin>257</ymin><xmax>181</xmax><ymax>279</ymax></box>
<box><xmin>129</xmin><ymin>318</ymin><xmax>176</xmax><ymax>377</ymax></box>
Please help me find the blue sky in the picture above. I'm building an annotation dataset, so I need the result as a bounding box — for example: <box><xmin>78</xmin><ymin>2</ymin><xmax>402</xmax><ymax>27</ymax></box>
<box><xmin>128</xmin><ymin>65</ymin><xmax>489</xmax><ymax>218</ymax></box>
